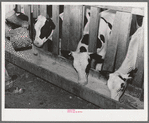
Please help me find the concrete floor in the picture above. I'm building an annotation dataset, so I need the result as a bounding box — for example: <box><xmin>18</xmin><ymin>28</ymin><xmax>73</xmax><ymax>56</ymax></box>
<box><xmin>5</xmin><ymin>62</ymin><xmax>100</xmax><ymax>109</ymax></box>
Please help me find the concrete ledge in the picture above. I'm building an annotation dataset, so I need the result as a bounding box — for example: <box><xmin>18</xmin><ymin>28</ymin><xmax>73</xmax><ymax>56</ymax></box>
<box><xmin>5</xmin><ymin>39</ymin><xmax>143</xmax><ymax>109</ymax></box>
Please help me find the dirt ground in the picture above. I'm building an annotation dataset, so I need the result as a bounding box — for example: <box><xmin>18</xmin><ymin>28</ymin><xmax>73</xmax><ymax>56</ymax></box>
<box><xmin>5</xmin><ymin>61</ymin><xmax>100</xmax><ymax>109</ymax></box>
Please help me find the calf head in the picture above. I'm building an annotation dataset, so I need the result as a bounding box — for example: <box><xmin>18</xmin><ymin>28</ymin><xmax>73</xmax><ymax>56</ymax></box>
<box><xmin>70</xmin><ymin>51</ymin><xmax>90</xmax><ymax>85</ymax></box>
<box><xmin>107</xmin><ymin>72</ymin><xmax>132</xmax><ymax>101</ymax></box>
<box><xmin>33</xmin><ymin>15</ymin><xmax>55</xmax><ymax>47</ymax></box>
<box><xmin>69</xmin><ymin>51</ymin><xmax>103</xmax><ymax>86</ymax></box>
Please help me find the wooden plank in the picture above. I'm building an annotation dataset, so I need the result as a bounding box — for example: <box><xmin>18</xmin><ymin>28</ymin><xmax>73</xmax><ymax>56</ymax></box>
<box><xmin>115</xmin><ymin>12</ymin><xmax>132</xmax><ymax>71</ymax></box>
<box><xmin>20</xmin><ymin>5</ymin><xmax>25</xmax><ymax>14</ymax></box>
<box><xmin>33</xmin><ymin>5</ymin><xmax>39</xmax><ymax>18</ymax></box>
<box><xmin>30</xmin><ymin>5</ymin><xmax>34</xmax><ymax>42</ymax></box>
<box><xmin>92</xmin><ymin>5</ymin><xmax>144</xmax><ymax>16</ymax></box>
<box><xmin>61</xmin><ymin>5</ymin><xmax>83</xmax><ymax>51</ymax></box>
<box><xmin>24</xmin><ymin>5</ymin><xmax>31</xmax><ymax>38</ymax></box>
<box><xmin>52</xmin><ymin>5</ymin><xmax>59</xmax><ymax>55</ymax></box>
<box><xmin>69</xmin><ymin>5</ymin><xmax>83</xmax><ymax>51</ymax></box>
<box><xmin>88</xmin><ymin>6</ymin><xmax>100</xmax><ymax>53</ymax></box>
<box><xmin>39</xmin><ymin>5</ymin><xmax>47</xmax><ymax>17</ymax></box>
<box><xmin>102</xmin><ymin>11</ymin><xmax>132</xmax><ymax>72</ymax></box>
<box><xmin>102</xmin><ymin>12</ymin><xmax>122</xmax><ymax>72</ymax></box>
<box><xmin>39</xmin><ymin>5</ymin><xmax>49</xmax><ymax>51</ymax></box>
<box><xmin>5</xmin><ymin>39</ymin><xmax>139</xmax><ymax>109</ymax></box>
<box><xmin>61</xmin><ymin>5</ymin><xmax>70</xmax><ymax>50</ymax></box>
<box><xmin>132</xmin><ymin>25</ymin><xmax>144</xmax><ymax>87</ymax></box>
<box><xmin>16</xmin><ymin>5</ymin><xmax>21</xmax><ymax>12</ymax></box>
<box><xmin>131</xmin><ymin>8</ymin><xmax>144</xmax><ymax>16</ymax></box>
<box><xmin>24</xmin><ymin>5</ymin><xmax>31</xmax><ymax>23</ymax></box>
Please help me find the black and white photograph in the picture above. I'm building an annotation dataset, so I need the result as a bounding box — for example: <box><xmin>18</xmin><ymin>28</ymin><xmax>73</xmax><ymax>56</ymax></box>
<box><xmin>2</xmin><ymin>1</ymin><xmax>148</xmax><ymax>121</ymax></box>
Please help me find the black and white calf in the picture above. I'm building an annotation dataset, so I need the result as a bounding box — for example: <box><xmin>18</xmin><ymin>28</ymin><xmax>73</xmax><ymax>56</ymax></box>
<box><xmin>107</xmin><ymin>26</ymin><xmax>144</xmax><ymax>101</ymax></box>
<box><xmin>33</xmin><ymin>15</ymin><xmax>56</xmax><ymax>48</ymax></box>
<box><xmin>32</xmin><ymin>11</ymin><xmax>64</xmax><ymax>55</ymax></box>
<box><xmin>32</xmin><ymin>15</ymin><xmax>56</xmax><ymax>55</ymax></box>
<box><xmin>69</xmin><ymin>9</ymin><xmax>116</xmax><ymax>85</ymax></box>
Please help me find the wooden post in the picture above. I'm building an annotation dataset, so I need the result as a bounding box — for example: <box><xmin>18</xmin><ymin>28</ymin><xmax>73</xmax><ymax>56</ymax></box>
<box><xmin>30</xmin><ymin>5</ymin><xmax>34</xmax><ymax>42</ymax></box>
<box><xmin>20</xmin><ymin>5</ymin><xmax>25</xmax><ymax>14</ymax></box>
<box><xmin>61</xmin><ymin>5</ymin><xmax>70</xmax><ymax>51</ymax></box>
<box><xmin>132</xmin><ymin>21</ymin><xmax>144</xmax><ymax>88</ymax></box>
<box><xmin>88</xmin><ymin>7</ymin><xmax>100</xmax><ymax>53</ymax></box>
<box><xmin>61</xmin><ymin>5</ymin><xmax>84</xmax><ymax>51</ymax></box>
<box><xmin>39</xmin><ymin>5</ymin><xmax>48</xmax><ymax>51</ymax></box>
<box><xmin>33</xmin><ymin>5</ymin><xmax>39</xmax><ymax>18</ymax></box>
<box><xmin>88</xmin><ymin>7</ymin><xmax>100</xmax><ymax>69</ymax></box>
<box><xmin>39</xmin><ymin>5</ymin><xmax>47</xmax><ymax>17</ymax></box>
<box><xmin>24</xmin><ymin>5</ymin><xmax>31</xmax><ymax>24</ymax></box>
<box><xmin>16</xmin><ymin>5</ymin><xmax>21</xmax><ymax>12</ymax></box>
<box><xmin>24</xmin><ymin>5</ymin><xmax>31</xmax><ymax>40</ymax></box>
<box><xmin>102</xmin><ymin>11</ymin><xmax>132</xmax><ymax>72</ymax></box>
<box><xmin>114</xmin><ymin>12</ymin><xmax>132</xmax><ymax>71</ymax></box>
<box><xmin>52</xmin><ymin>5</ymin><xmax>59</xmax><ymax>55</ymax></box>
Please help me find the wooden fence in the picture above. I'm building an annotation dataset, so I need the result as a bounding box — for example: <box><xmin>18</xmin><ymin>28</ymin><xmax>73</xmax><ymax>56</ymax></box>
<box><xmin>15</xmin><ymin>4</ymin><xmax>144</xmax><ymax>99</ymax></box>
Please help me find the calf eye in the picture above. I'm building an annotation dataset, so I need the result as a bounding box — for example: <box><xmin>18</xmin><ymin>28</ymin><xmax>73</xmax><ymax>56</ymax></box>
<box><xmin>100</xmin><ymin>34</ymin><xmax>105</xmax><ymax>43</ymax></box>
<box><xmin>121</xmin><ymin>83</ymin><xmax>125</xmax><ymax>91</ymax></box>
<box><xmin>80</xmin><ymin>46</ymin><xmax>87</xmax><ymax>52</ymax></box>
<box><xmin>81</xmin><ymin>34</ymin><xmax>89</xmax><ymax>45</ymax></box>
<box><xmin>97</xmin><ymin>38</ymin><xmax>102</xmax><ymax>48</ymax></box>
<box><xmin>118</xmin><ymin>75</ymin><xmax>126</xmax><ymax>81</ymax></box>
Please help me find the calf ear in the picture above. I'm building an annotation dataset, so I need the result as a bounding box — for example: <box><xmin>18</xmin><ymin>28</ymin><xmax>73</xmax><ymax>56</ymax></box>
<box><xmin>119</xmin><ymin>74</ymin><xmax>132</xmax><ymax>83</ymax></box>
<box><xmin>48</xmin><ymin>18</ymin><xmax>56</xmax><ymax>29</ymax></box>
<box><xmin>89</xmin><ymin>53</ymin><xmax>104</xmax><ymax>63</ymax></box>
<box><xmin>33</xmin><ymin>18</ymin><xmax>37</xmax><ymax>24</ymax></box>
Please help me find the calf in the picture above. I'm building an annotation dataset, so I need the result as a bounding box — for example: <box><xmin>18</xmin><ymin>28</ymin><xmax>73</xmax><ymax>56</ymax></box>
<box><xmin>33</xmin><ymin>15</ymin><xmax>55</xmax><ymax>47</ymax></box>
<box><xmin>107</xmin><ymin>26</ymin><xmax>144</xmax><ymax>101</ymax></box>
<box><xmin>32</xmin><ymin>15</ymin><xmax>56</xmax><ymax>55</ymax></box>
<box><xmin>32</xmin><ymin>11</ymin><xmax>64</xmax><ymax>55</ymax></box>
<box><xmin>69</xmin><ymin>9</ymin><xmax>116</xmax><ymax>85</ymax></box>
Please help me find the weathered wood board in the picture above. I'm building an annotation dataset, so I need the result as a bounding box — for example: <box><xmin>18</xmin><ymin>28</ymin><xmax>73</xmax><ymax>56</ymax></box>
<box><xmin>5</xmin><ymin>39</ymin><xmax>143</xmax><ymax>109</ymax></box>
<box><xmin>102</xmin><ymin>11</ymin><xmax>132</xmax><ymax>72</ymax></box>
<box><xmin>24</xmin><ymin>5</ymin><xmax>31</xmax><ymax>24</ymax></box>
<box><xmin>114</xmin><ymin>12</ymin><xmax>132</xmax><ymax>71</ymax></box>
<box><xmin>88</xmin><ymin>7</ymin><xmax>100</xmax><ymax>53</ymax></box>
<box><xmin>52</xmin><ymin>5</ymin><xmax>59</xmax><ymax>55</ymax></box>
<box><xmin>33</xmin><ymin>5</ymin><xmax>39</xmax><ymax>18</ymax></box>
<box><xmin>132</xmin><ymin>26</ymin><xmax>144</xmax><ymax>88</ymax></box>
<box><xmin>39</xmin><ymin>5</ymin><xmax>47</xmax><ymax>17</ymax></box>
<box><xmin>16</xmin><ymin>5</ymin><xmax>21</xmax><ymax>12</ymax></box>
<box><xmin>94</xmin><ymin>5</ymin><xmax>144</xmax><ymax>16</ymax></box>
<box><xmin>61</xmin><ymin>5</ymin><xmax>83</xmax><ymax>51</ymax></box>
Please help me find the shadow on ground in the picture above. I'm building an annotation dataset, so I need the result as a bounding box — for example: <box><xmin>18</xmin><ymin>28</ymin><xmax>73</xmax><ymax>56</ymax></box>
<box><xmin>5</xmin><ymin>61</ymin><xmax>100</xmax><ymax>109</ymax></box>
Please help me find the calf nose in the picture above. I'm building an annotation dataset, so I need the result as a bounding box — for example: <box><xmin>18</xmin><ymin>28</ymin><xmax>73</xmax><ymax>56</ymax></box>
<box><xmin>34</xmin><ymin>41</ymin><xmax>41</xmax><ymax>47</ymax></box>
<box><xmin>36</xmin><ymin>42</ymin><xmax>39</xmax><ymax>45</ymax></box>
<box><xmin>78</xmin><ymin>80</ymin><xmax>88</xmax><ymax>86</ymax></box>
<box><xmin>78</xmin><ymin>75</ymin><xmax>88</xmax><ymax>86</ymax></box>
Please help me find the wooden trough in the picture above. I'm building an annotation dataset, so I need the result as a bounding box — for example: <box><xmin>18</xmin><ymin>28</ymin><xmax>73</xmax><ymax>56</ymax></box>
<box><xmin>5</xmin><ymin>4</ymin><xmax>144</xmax><ymax>109</ymax></box>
